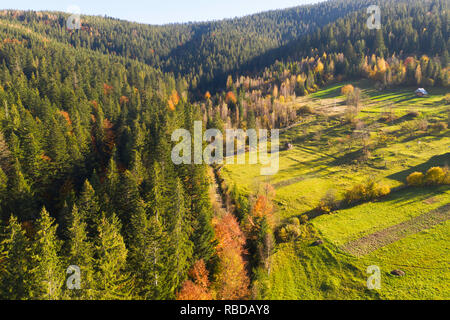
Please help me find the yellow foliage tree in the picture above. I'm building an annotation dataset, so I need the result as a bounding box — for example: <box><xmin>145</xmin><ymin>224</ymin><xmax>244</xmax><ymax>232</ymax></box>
<box><xmin>315</xmin><ymin>61</ymin><xmax>324</xmax><ymax>74</ymax></box>
<box><xmin>341</xmin><ymin>84</ymin><xmax>354</xmax><ymax>96</ymax></box>
<box><xmin>407</xmin><ymin>172</ymin><xmax>424</xmax><ymax>186</ymax></box>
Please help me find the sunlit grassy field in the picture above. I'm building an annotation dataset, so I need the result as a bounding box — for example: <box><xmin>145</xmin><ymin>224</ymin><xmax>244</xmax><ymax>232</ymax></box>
<box><xmin>313</xmin><ymin>186</ymin><xmax>450</xmax><ymax>246</ymax></box>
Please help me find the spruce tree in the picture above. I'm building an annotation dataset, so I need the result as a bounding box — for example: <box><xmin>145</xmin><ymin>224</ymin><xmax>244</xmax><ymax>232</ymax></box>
<box><xmin>192</xmin><ymin>208</ymin><xmax>217</xmax><ymax>269</ymax></box>
<box><xmin>128</xmin><ymin>201</ymin><xmax>169</xmax><ymax>299</ymax></box>
<box><xmin>30</xmin><ymin>207</ymin><xmax>64</xmax><ymax>300</ymax></box>
<box><xmin>113</xmin><ymin>170</ymin><xmax>141</xmax><ymax>240</ymax></box>
<box><xmin>0</xmin><ymin>215</ymin><xmax>32</xmax><ymax>299</ymax></box>
<box><xmin>166</xmin><ymin>178</ymin><xmax>193</xmax><ymax>295</ymax></box>
<box><xmin>65</xmin><ymin>205</ymin><xmax>95</xmax><ymax>299</ymax></box>
<box><xmin>77</xmin><ymin>180</ymin><xmax>100</xmax><ymax>238</ymax></box>
<box><xmin>147</xmin><ymin>162</ymin><xmax>167</xmax><ymax>223</ymax></box>
<box><xmin>95</xmin><ymin>212</ymin><xmax>132</xmax><ymax>300</ymax></box>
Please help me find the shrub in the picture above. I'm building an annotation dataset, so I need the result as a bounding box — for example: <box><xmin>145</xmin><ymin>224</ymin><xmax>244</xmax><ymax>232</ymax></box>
<box><xmin>317</xmin><ymin>200</ymin><xmax>332</xmax><ymax>214</ymax></box>
<box><xmin>406</xmin><ymin>172</ymin><xmax>424</xmax><ymax>186</ymax></box>
<box><xmin>344</xmin><ymin>180</ymin><xmax>390</xmax><ymax>204</ymax></box>
<box><xmin>298</xmin><ymin>105</ymin><xmax>314</xmax><ymax>115</ymax></box>
<box><xmin>344</xmin><ymin>183</ymin><xmax>367</xmax><ymax>204</ymax></box>
<box><xmin>317</xmin><ymin>189</ymin><xmax>339</xmax><ymax>214</ymax></box>
<box><xmin>285</xmin><ymin>224</ymin><xmax>302</xmax><ymax>239</ymax></box>
<box><xmin>277</xmin><ymin>227</ymin><xmax>288</xmax><ymax>242</ymax></box>
<box><xmin>406</xmin><ymin>167</ymin><xmax>449</xmax><ymax>186</ymax></box>
<box><xmin>365</xmin><ymin>180</ymin><xmax>390</xmax><ymax>198</ymax></box>
<box><xmin>377</xmin><ymin>185</ymin><xmax>391</xmax><ymax>197</ymax></box>
<box><xmin>417</xmin><ymin>118</ymin><xmax>429</xmax><ymax>131</ymax></box>
<box><xmin>443</xmin><ymin>168</ymin><xmax>450</xmax><ymax>185</ymax></box>
<box><xmin>376</xmin><ymin>130</ymin><xmax>389</xmax><ymax>146</ymax></box>
<box><xmin>444</xmin><ymin>93</ymin><xmax>450</xmax><ymax>104</ymax></box>
<box><xmin>430</xmin><ymin>122</ymin><xmax>448</xmax><ymax>132</ymax></box>
<box><xmin>299</xmin><ymin>215</ymin><xmax>309</xmax><ymax>225</ymax></box>
<box><xmin>406</xmin><ymin>111</ymin><xmax>420</xmax><ymax>118</ymax></box>
<box><xmin>276</xmin><ymin>224</ymin><xmax>301</xmax><ymax>242</ymax></box>
<box><xmin>401</xmin><ymin>119</ymin><xmax>428</xmax><ymax>136</ymax></box>
<box><xmin>424</xmin><ymin>167</ymin><xmax>446</xmax><ymax>185</ymax></box>
<box><xmin>276</xmin><ymin>218</ymin><xmax>304</xmax><ymax>242</ymax></box>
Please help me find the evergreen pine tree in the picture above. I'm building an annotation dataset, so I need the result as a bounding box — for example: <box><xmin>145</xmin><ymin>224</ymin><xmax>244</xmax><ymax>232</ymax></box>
<box><xmin>30</xmin><ymin>207</ymin><xmax>64</xmax><ymax>300</ymax></box>
<box><xmin>77</xmin><ymin>180</ymin><xmax>100</xmax><ymax>238</ymax></box>
<box><xmin>128</xmin><ymin>201</ymin><xmax>170</xmax><ymax>299</ymax></box>
<box><xmin>95</xmin><ymin>212</ymin><xmax>132</xmax><ymax>300</ymax></box>
<box><xmin>166</xmin><ymin>178</ymin><xmax>193</xmax><ymax>295</ymax></box>
<box><xmin>65</xmin><ymin>205</ymin><xmax>95</xmax><ymax>299</ymax></box>
<box><xmin>0</xmin><ymin>215</ymin><xmax>32</xmax><ymax>299</ymax></box>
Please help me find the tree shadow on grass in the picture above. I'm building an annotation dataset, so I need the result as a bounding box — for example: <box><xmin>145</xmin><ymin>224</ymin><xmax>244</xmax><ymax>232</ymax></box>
<box><xmin>393</xmin><ymin>95</ymin><xmax>419</xmax><ymax>105</ymax></box>
<box><xmin>384</xmin><ymin>186</ymin><xmax>449</xmax><ymax>207</ymax></box>
<box><xmin>301</xmin><ymin>185</ymin><xmax>448</xmax><ymax>223</ymax></box>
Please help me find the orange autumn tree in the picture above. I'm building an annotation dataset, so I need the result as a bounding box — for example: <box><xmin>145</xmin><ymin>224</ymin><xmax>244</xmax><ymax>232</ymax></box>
<box><xmin>244</xmin><ymin>184</ymin><xmax>275</xmax><ymax>237</ymax></box>
<box><xmin>58</xmin><ymin>110</ymin><xmax>72</xmax><ymax>126</ymax></box>
<box><xmin>341</xmin><ymin>84</ymin><xmax>354</xmax><ymax>96</ymax></box>
<box><xmin>103</xmin><ymin>83</ymin><xmax>113</xmax><ymax>95</ymax></box>
<box><xmin>168</xmin><ymin>90</ymin><xmax>180</xmax><ymax>111</ymax></box>
<box><xmin>243</xmin><ymin>195</ymin><xmax>275</xmax><ymax>240</ymax></box>
<box><xmin>225</xmin><ymin>91</ymin><xmax>237</xmax><ymax>105</ymax></box>
<box><xmin>242</xmin><ymin>184</ymin><xmax>276</xmax><ymax>274</ymax></box>
<box><xmin>119</xmin><ymin>95</ymin><xmax>129</xmax><ymax>105</ymax></box>
<box><xmin>171</xmin><ymin>90</ymin><xmax>180</xmax><ymax>106</ymax></box>
<box><xmin>177</xmin><ymin>260</ymin><xmax>214</xmax><ymax>300</ymax></box>
<box><xmin>167</xmin><ymin>99</ymin><xmax>176</xmax><ymax>111</ymax></box>
<box><xmin>213</xmin><ymin>213</ymin><xmax>250</xmax><ymax>300</ymax></box>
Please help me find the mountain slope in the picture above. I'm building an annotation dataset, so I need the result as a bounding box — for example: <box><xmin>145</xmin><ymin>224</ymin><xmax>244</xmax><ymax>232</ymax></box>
<box><xmin>0</xmin><ymin>1</ymin><xmax>366</xmax><ymax>91</ymax></box>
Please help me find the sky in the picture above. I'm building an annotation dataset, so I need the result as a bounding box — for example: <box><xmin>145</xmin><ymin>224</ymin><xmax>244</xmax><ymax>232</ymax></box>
<box><xmin>3</xmin><ymin>0</ymin><xmax>325</xmax><ymax>25</ymax></box>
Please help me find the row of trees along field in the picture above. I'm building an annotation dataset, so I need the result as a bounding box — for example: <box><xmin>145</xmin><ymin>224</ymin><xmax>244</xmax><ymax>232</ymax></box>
<box><xmin>200</xmin><ymin>51</ymin><xmax>448</xmax><ymax>132</ymax></box>
<box><xmin>199</xmin><ymin>0</ymin><xmax>448</xmax><ymax>131</ymax></box>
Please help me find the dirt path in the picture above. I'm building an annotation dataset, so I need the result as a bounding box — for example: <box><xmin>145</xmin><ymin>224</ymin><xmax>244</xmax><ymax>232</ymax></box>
<box><xmin>341</xmin><ymin>203</ymin><xmax>450</xmax><ymax>257</ymax></box>
<box><xmin>211</xmin><ymin>166</ymin><xmax>228</xmax><ymax>211</ymax></box>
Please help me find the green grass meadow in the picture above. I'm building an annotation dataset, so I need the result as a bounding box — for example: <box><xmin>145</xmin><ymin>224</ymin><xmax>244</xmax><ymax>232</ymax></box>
<box><xmin>222</xmin><ymin>82</ymin><xmax>450</xmax><ymax>299</ymax></box>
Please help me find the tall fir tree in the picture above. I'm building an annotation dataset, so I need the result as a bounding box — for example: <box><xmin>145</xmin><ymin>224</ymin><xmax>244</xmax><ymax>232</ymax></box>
<box><xmin>0</xmin><ymin>215</ymin><xmax>32</xmax><ymax>299</ymax></box>
<box><xmin>77</xmin><ymin>180</ymin><xmax>100</xmax><ymax>238</ymax></box>
<box><xmin>127</xmin><ymin>201</ymin><xmax>170</xmax><ymax>299</ymax></box>
<box><xmin>30</xmin><ymin>207</ymin><xmax>64</xmax><ymax>300</ymax></box>
<box><xmin>64</xmin><ymin>205</ymin><xmax>95</xmax><ymax>299</ymax></box>
<box><xmin>95</xmin><ymin>212</ymin><xmax>132</xmax><ymax>300</ymax></box>
<box><xmin>166</xmin><ymin>178</ymin><xmax>194</xmax><ymax>295</ymax></box>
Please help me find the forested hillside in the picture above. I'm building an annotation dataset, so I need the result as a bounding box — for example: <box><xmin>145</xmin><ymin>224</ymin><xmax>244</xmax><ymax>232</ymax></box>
<box><xmin>0</xmin><ymin>16</ymin><xmax>219</xmax><ymax>299</ymax></box>
<box><xmin>0</xmin><ymin>0</ymin><xmax>448</xmax><ymax>300</ymax></box>
<box><xmin>0</xmin><ymin>0</ymin><xmax>372</xmax><ymax>92</ymax></box>
<box><xmin>199</xmin><ymin>0</ymin><xmax>448</xmax><ymax>133</ymax></box>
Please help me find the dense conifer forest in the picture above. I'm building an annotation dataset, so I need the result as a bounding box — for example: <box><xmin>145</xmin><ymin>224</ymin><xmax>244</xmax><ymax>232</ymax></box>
<box><xmin>0</xmin><ymin>0</ymin><xmax>448</xmax><ymax>300</ymax></box>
